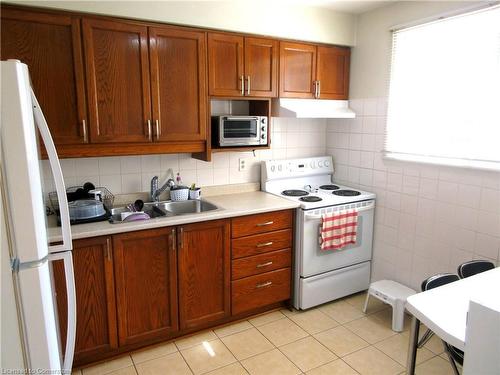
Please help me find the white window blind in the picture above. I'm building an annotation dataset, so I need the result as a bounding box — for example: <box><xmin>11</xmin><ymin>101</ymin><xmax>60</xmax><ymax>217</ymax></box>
<box><xmin>385</xmin><ymin>5</ymin><xmax>500</xmax><ymax>171</ymax></box>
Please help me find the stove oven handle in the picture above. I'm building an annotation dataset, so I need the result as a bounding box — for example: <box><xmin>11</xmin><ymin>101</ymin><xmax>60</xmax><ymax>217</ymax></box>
<box><xmin>305</xmin><ymin>203</ymin><xmax>375</xmax><ymax>220</ymax></box>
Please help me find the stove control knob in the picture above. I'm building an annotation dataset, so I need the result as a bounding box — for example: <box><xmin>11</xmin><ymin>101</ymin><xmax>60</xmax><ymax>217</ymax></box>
<box><xmin>324</xmin><ymin>160</ymin><xmax>330</xmax><ymax>167</ymax></box>
<box><xmin>310</xmin><ymin>161</ymin><xmax>316</xmax><ymax>169</ymax></box>
<box><xmin>278</xmin><ymin>165</ymin><xmax>282</xmax><ymax>171</ymax></box>
<box><xmin>318</xmin><ymin>161</ymin><xmax>323</xmax><ymax>167</ymax></box>
<box><xmin>270</xmin><ymin>165</ymin><xmax>276</xmax><ymax>172</ymax></box>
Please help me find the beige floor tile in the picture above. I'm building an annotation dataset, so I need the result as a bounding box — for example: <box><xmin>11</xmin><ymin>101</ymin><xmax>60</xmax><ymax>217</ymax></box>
<box><xmin>248</xmin><ymin>310</ymin><xmax>285</xmax><ymax>327</ymax></box>
<box><xmin>288</xmin><ymin>308</ymin><xmax>339</xmax><ymax>334</ymax></box>
<box><xmin>175</xmin><ymin>330</ymin><xmax>218</xmax><ymax>350</ymax></box>
<box><xmin>241</xmin><ymin>349</ymin><xmax>301</xmax><ymax>375</ymax></box>
<box><xmin>108</xmin><ymin>367</ymin><xmax>137</xmax><ymax>375</ymax></box>
<box><xmin>313</xmin><ymin>326</ymin><xmax>369</xmax><ymax>357</ymax></box>
<box><xmin>214</xmin><ymin>321</ymin><xmax>253</xmax><ymax>338</ymax></box>
<box><xmin>370</xmin><ymin>309</ymin><xmax>411</xmax><ymax>332</ymax></box>
<box><xmin>257</xmin><ymin>317</ymin><xmax>308</xmax><ymax>347</ymax></box>
<box><xmin>181</xmin><ymin>339</ymin><xmax>236</xmax><ymax>374</ymax></box>
<box><xmin>343</xmin><ymin>346</ymin><xmax>404</xmax><ymax>375</ymax></box>
<box><xmin>280</xmin><ymin>336</ymin><xmax>337</xmax><ymax>372</ymax></box>
<box><xmin>423</xmin><ymin>333</ymin><xmax>446</xmax><ymax>355</ymax></box>
<box><xmin>374</xmin><ymin>334</ymin><xmax>435</xmax><ymax>366</ymax></box>
<box><xmin>82</xmin><ymin>355</ymin><xmax>133</xmax><ymax>375</ymax></box>
<box><xmin>136</xmin><ymin>352</ymin><xmax>192</xmax><ymax>375</ymax></box>
<box><xmin>279</xmin><ymin>307</ymin><xmax>299</xmax><ymax>317</ymax></box>
<box><xmin>131</xmin><ymin>341</ymin><xmax>177</xmax><ymax>364</ymax></box>
<box><xmin>72</xmin><ymin>370</ymin><xmax>82</xmax><ymax>375</ymax></box>
<box><xmin>402</xmin><ymin>328</ymin><xmax>445</xmax><ymax>355</ymax></box>
<box><xmin>306</xmin><ymin>359</ymin><xmax>359</xmax><ymax>375</ymax></box>
<box><xmin>345</xmin><ymin>316</ymin><xmax>396</xmax><ymax>344</ymax></box>
<box><xmin>221</xmin><ymin>328</ymin><xmax>273</xmax><ymax>360</ymax></box>
<box><xmin>319</xmin><ymin>300</ymin><xmax>366</xmax><ymax>324</ymax></box>
<box><xmin>415</xmin><ymin>356</ymin><xmax>456</xmax><ymax>375</ymax></box>
<box><xmin>343</xmin><ymin>292</ymin><xmax>388</xmax><ymax>314</ymax></box>
<box><xmin>205</xmin><ymin>362</ymin><xmax>248</xmax><ymax>375</ymax></box>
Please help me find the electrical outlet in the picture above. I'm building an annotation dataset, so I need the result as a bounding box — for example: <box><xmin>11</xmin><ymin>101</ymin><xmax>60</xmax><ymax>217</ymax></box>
<box><xmin>239</xmin><ymin>158</ymin><xmax>246</xmax><ymax>171</ymax></box>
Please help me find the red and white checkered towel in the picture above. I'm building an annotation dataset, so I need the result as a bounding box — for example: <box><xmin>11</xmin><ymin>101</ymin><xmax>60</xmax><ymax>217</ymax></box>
<box><xmin>320</xmin><ymin>209</ymin><xmax>358</xmax><ymax>251</ymax></box>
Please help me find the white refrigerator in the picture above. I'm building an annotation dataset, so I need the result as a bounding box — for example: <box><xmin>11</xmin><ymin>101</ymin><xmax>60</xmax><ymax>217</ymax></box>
<box><xmin>1</xmin><ymin>60</ymin><xmax>76</xmax><ymax>372</ymax></box>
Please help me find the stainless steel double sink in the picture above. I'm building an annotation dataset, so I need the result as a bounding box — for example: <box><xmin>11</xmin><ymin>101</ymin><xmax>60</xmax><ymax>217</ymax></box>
<box><xmin>109</xmin><ymin>200</ymin><xmax>219</xmax><ymax>223</ymax></box>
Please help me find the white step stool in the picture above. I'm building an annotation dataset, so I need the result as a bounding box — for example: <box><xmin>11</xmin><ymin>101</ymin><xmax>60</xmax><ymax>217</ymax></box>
<box><xmin>363</xmin><ymin>280</ymin><xmax>416</xmax><ymax>332</ymax></box>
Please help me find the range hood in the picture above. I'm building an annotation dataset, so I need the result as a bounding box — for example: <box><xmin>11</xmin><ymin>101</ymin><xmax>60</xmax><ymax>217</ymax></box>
<box><xmin>271</xmin><ymin>98</ymin><xmax>355</xmax><ymax>118</ymax></box>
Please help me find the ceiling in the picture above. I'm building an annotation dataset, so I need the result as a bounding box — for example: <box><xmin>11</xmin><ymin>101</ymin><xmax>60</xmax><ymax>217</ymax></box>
<box><xmin>309</xmin><ymin>0</ymin><xmax>398</xmax><ymax>13</ymax></box>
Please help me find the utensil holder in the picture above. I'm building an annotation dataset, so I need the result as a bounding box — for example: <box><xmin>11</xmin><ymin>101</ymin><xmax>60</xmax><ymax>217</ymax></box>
<box><xmin>170</xmin><ymin>188</ymin><xmax>189</xmax><ymax>201</ymax></box>
<box><xmin>189</xmin><ymin>188</ymin><xmax>201</xmax><ymax>200</ymax></box>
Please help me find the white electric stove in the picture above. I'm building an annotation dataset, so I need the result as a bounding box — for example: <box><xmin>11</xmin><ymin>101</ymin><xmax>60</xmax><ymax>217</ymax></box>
<box><xmin>262</xmin><ymin>156</ymin><xmax>376</xmax><ymax>310</ymax></box>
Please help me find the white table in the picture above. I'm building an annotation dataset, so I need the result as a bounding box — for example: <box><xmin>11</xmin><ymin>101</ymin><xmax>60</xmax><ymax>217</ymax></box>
<box><xmin>405</xmin><ymin>267</ymin><xmax>500</xmax><ymax>374</ymax></box>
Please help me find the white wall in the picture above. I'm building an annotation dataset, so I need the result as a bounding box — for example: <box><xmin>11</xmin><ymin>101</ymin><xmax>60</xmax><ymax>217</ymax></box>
<box><xmin>6</xmin><ymin>0</ymin><xmax>356</xmax><ymax>46</ymax></box>
<box><xmin>41</xmin><ymin>118</ymin><xmax>327</xmax><ymax>196</ymax></box>
<box><xmin>327</xmin><ymin>1</ymin><xmax>500</xmax><ymax>290</ymax></box>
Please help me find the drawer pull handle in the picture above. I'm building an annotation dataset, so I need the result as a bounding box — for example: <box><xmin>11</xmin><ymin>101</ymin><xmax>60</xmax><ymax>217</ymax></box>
<box><xmin>256</xmin><ymin>242</ymin><xmax>273</xmax><ymax>248</ymax></box>
<box><xmin>256</xmin><ymin>261</ymin><xmax>273</xmax><ymax>268</ymax></box>
<box><xmin>256</xmin><ymin>281</ymin><xmax>273</xmax><ymax>289</ymax></box>
<box><xmin>256</xmin><ymin>221</ymin><xmax>274</xmax><ymax>227</ymax></box>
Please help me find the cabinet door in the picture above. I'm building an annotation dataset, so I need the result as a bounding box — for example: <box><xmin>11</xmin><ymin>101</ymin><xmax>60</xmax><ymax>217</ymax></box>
<box><xmin>82</xmin><ymin>18</ymin><xmax>152</xmax><ymax>143</ymax></box>
<box><xmin>150</xmin><ymin>26</ymin><xmax>207</xmax><ymax>142</ymax></box>
<box><xmin>244</xmin><ymin>37</ymin><xmax>278</xmax><ymax>98</ymax></box>
<box><xmin>52</xmin><ymin>237</ymin><xmax>117</xmax><ymax>362</ymax></box>
<box><xmin>279</xmin><ymin>42</ymin><xmax>316</xmax><ymax>98</ymax></box>
<box><xmin>316</xmin><ymin>46</ymin><xmax>350</xmax><ymax>100</ymax></box>
<box><xmin>113</xmin><ymin>228</ymin><xmax>178</xmax><ymax>346</ymax></box>
<box><xmin>1</xmin><ymin>8</ymin><xmax>87</xmax><ymax>145</ymax></box>
<box><xmin>208</xmin><ymin>33</ymin><xmax>244</xmax><ymax>96</ymax></box>
<box><xmin>178</xmin><ymin>219</ymin><xmax>231</xmax><ymax>329</ymax></box>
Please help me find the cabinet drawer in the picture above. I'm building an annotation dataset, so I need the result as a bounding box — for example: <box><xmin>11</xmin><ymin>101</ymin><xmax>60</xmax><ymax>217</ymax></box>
<box><xmin>232</xmin><ymin>248</ymin><xmax>291</xmax><ymax>280</ymax></box>
<box><xmin>232</xmin><ymin>268</ymin><xmax>291</xmax><ymax>315</ymax></box>
<box><xmin>231</xmin><ymin>210</ymin><xmax>293</xmax><ymax>238</ymax></box>
<box><xmin>232</xmin><ymin>229</ymin><xmax>292</xmax><ymax>259</ymax></box>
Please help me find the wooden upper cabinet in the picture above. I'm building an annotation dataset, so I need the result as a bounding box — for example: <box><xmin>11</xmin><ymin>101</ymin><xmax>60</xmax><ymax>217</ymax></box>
<box><xmin>52</xmin><ymin>236</ymin><xmax>117</xmax><ymax>363</ymax></box>
<box><xmin>82</xmin><ymin>18</ymin><xmax>152</xmax><ymax>143</ymax></box>
<box><xmin>279</xmin><ymin>41</ymin><xmax>317</xmax><ymax>99</ymax></box>
<box><xmin>177</xmin><ymin>219</ymin><xmax>231</xmax><ymax>330</ymax></box>
<box><xmin>149</xmin><ymin>26</ymin><xmax>207</xmax><ymax>142</ymax></box>
<box><xmin>316</xmin><ymin>45</ymin><xmax>350</xmax><ymax>99</ymax></box>
<box><xmin>244</xmin><ymin>37</ymin><xmax>278</xmax><ymax>97</ymax></box>
<box><xmin>1</xmin><ymin>8</ymin><xmax>87</xmax><ymax>145</ymax></box>
<box><xmin>208</xmin><ymin>33</ymin><xmax>244</xmax><ymax>96</ymax></box>
<box><xmin>113</xmin><ymin>228</ymin><xmax>178</xmax><ymax>346</ymax></box>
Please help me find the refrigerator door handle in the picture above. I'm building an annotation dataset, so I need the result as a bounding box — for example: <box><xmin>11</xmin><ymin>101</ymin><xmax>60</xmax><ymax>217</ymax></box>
<box><xmin>31</xmin><ymin>89</ymin><xmax>72</xmax><ymax>252</ymax></box>
<box><xmin>49</xmin><ymin>251</ymin><xmax>76</xmax><ymax>372</ymax></box>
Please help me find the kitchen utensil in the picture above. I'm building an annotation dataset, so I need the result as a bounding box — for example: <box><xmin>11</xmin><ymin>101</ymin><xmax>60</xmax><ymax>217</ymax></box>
<box><xmin>122</xmin><ymin>212</ymin><xmax>150</xmax><ymax>222</ymax></box>
<box><xmin>134</xmin><ymin>199</ymin><xmax>144</xmax><ymax>211</ymax></box>
<box><xmin>68</xmin><ymin>199</ymin><xmax>106</xmax><ymax>221</ymax></box>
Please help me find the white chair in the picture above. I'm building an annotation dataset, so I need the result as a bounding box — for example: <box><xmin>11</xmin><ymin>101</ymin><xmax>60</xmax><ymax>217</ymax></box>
<box><xmin>363</xmin><ymin>280</ymin><xmax>416</xmax><ymax>332</ymax></box>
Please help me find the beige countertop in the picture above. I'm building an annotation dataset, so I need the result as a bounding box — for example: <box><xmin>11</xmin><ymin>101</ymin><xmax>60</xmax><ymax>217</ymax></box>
<box><xmin>47</xmin><ymin>191</ymin><xmax>299</xmax><ymax>242</ymax></box>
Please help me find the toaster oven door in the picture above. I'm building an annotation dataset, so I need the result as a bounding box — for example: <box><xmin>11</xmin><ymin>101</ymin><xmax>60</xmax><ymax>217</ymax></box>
<box><xmin>219</xmin><ymin>117</ymin><xmax>260</xmax><ymax>146</ymax></box>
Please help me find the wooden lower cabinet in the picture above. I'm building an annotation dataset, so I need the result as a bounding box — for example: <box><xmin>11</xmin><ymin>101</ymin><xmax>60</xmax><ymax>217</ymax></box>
<box><xmin>54</xmin><ymin>213</ymin><xmax>290</xmax><ymax>366</ymax></box>
<box><xmin>113</xmin><ymin>227</ymin><xmax>178</xmax><ymax>346</ymax></box>
<box><xmin>52</xmin><ymin>236</ymin><xmax>118</xmax><ymax>363</ymax></box>
<box><xmin>177</xmin><ymin>219</ymin><xmax>231</xmax><ymax>329</ymax></box>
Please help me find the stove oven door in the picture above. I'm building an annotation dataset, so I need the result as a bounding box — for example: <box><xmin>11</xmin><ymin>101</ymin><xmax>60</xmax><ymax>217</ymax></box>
<box><xmin>297</xmin><ymin>200</ymin><xmax>375</xmax><ymax>278</ymax></box>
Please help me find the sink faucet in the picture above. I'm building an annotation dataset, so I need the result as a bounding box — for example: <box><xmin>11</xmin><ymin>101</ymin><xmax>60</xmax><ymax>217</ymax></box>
<box><xmin>150</xmin><ymin>169</ymin><xmax>175</xmax><ymax>202</ymax></box>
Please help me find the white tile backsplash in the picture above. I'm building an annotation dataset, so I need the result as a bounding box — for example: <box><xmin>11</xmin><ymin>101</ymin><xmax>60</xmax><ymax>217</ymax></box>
<box><xmin>327</xmin><ymin>97</ymin><xmax>500</xmax><ymax>290</ymax></box>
